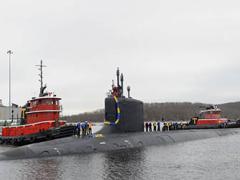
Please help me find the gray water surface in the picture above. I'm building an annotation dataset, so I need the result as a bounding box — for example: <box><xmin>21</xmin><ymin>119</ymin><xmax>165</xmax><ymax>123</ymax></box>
<box><xmin>0</xmin><ymin>133</ymin><xmax>240</xmax><ymax>180</ymax></box>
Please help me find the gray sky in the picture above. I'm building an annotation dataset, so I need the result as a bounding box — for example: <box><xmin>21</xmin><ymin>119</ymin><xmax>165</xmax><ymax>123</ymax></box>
<box><xmin>0</xmin><ymin>0</ymin><xmax>240</xmax><ymax>115</ymax></box>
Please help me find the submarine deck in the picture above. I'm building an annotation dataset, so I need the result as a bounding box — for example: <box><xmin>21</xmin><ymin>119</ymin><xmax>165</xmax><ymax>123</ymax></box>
<box><xmin>0</xmin><ymin>128</ymin><xmax>240</xmax><ymax>160</ymax></box>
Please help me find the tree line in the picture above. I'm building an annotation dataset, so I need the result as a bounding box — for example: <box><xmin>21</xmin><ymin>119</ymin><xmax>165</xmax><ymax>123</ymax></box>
<box><xmin>62</xmin><ymin>102</ymin><xmax>240</xmax><ymax>122</ymax></box>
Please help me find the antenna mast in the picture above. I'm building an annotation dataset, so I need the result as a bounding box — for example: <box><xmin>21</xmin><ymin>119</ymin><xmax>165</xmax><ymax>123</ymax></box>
<box><xmin>36</xmin><ymin>60</ymin><xmax>47</xmax><ymax>96</ymax></box>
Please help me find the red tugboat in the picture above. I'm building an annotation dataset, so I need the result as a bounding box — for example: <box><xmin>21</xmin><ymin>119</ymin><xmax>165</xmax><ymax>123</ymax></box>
<box><xmin>190</xmin><ymin>105</ymin><xmax>228</xmax><ymax>128</ymax></box>
<box><xmin>0</xmin><ymin>61</ymin><xmax>74</xmax><ymax>145</ymax></box>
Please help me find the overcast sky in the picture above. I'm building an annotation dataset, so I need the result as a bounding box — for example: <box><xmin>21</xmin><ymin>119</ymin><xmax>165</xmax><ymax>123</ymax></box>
<box><xmin>0</xmin><ymin>0</ymin><xmax>240</xmax><ymax>115</ymax></box>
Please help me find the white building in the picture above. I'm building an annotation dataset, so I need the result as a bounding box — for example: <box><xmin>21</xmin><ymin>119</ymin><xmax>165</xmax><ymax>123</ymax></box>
<box><xmin>0</xmin><ymin>99</ymin><xmax>21</xmax><ymax>120</ymax></box>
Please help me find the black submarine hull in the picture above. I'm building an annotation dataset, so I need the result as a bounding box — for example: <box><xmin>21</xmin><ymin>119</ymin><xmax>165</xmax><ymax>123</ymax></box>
<box><xmin>1</xmin><ymin>128</ymin><xmax>240</xmax><ymax>160</ymax></box>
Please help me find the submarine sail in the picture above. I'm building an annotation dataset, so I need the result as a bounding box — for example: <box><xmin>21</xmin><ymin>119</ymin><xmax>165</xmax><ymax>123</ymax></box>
<box><xmin>101</xmin><ymin>68</ymin><xmax>144</xmax><ymax>133</ymax></box>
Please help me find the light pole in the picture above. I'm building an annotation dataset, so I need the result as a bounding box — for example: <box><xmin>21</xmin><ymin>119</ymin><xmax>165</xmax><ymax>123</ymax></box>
<box><xmin>7</xmin><ymin>50</ymin><xmax>13</xmax><ymax>121</ymax></box>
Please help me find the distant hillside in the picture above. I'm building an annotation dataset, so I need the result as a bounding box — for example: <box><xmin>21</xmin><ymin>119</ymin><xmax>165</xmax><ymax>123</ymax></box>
<box><xmin>219</xmin><ymin>102</ymin><xmax>240</xmax><ymax>120</ymax></box>
<box><xmin>62</xmin><ymin>101</ymin><xmax>240</xmax><ymax>122</ymax></box>
<box><xmin>63</xmin><ymin>109</ymin><xmax>104</xmax><ymax>123</ymax></box>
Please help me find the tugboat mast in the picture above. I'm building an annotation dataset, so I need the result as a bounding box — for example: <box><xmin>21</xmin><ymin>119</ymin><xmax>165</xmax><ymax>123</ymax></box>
<box><xmin>36</xmin><ymin>60</ymin><xmax>47</xmax><ymax>97</ymax></box>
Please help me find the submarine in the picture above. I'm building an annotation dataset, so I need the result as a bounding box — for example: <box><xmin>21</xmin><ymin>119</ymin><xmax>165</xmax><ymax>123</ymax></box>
<box><xmin>1</xmin><ymin>68</ymin><xmax>240</xmax><ymax>160</ymax></box>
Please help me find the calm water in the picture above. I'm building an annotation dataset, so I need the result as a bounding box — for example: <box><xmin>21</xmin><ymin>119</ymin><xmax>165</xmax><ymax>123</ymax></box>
<box><xmin>0</xmin><ymin>133</ymin><xmax>240</xmax><ymax>180</ymax></box>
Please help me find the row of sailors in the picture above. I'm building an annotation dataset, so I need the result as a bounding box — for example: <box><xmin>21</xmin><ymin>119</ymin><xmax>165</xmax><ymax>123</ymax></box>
<box><xmin>163</xmin><ymin>122</ymin><xmax>187</xmax><ymax>131</ymax></box>
<box><xmin>145</xmin><ymin>122</ymin><xmax>163</xmax><ymax>132</ymax></box>
<box><xmin>75</xmin><ymin>121</ymin><xmax>93</xmax><ymax>137</ymax></box>
<box><xmin>145</xmin><ymin>121</ymin><xmax>187</xmax><ymax>132</ymax></box>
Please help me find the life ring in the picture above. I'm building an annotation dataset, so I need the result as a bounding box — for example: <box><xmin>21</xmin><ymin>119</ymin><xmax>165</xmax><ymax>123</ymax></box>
<box><xmin>104</xmin><ymin>96</ymin><xmax>121</xmax><ymax>126</ymax></box>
